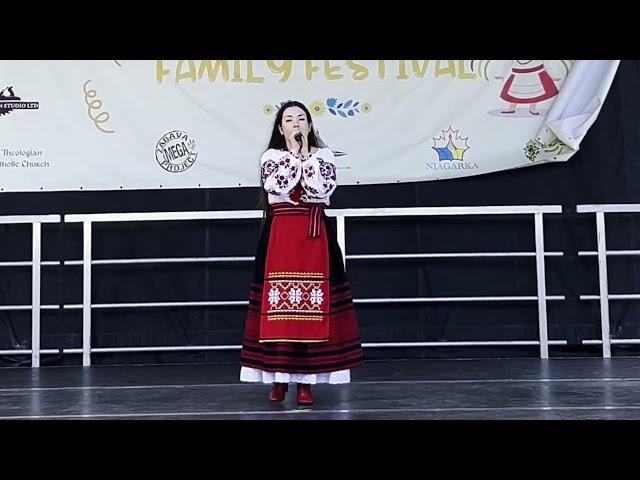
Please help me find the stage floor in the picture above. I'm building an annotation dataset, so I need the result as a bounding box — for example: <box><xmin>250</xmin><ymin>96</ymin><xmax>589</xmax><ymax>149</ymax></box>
<box><xmin>0</xmin><ymin>357</ymin><xmax>639</xmax><ymax>419</ymax></box>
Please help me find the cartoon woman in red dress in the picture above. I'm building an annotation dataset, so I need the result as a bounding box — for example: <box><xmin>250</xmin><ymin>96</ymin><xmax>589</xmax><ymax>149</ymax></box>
<box><xmin>495</xmin><ymin>60</ymin><xmax>560</xmax><ymax>116</ymax></box>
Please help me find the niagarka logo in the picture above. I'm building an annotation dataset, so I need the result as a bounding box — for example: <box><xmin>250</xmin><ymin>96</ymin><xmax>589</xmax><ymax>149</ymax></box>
<box><xmin>429</xmin><ymin>126</ymin><xmax>478</xmax><ymax>171</ymax></box>
<box><xmin>0</xmin><ymin>85</ymin><xmax>39</xmax><ymax>116</ymax></box>
<box><xmin>155</xmin><ymin>130</ymin><xmax>198</xmax><ymax>173</ymax></box>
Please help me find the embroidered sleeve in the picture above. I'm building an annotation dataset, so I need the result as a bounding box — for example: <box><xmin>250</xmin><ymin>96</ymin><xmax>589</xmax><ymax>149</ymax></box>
<box><xmin>260</xmin><ymin>149</ymin><xmax>302</xmax><ymax>195</ymax></box>
<box><xmin>300</xmin><ymin>149</ymin><xmax>337</xmax><ymax>200</ymax></box>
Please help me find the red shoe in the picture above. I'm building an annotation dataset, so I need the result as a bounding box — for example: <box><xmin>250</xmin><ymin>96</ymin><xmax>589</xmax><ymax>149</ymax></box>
<box><xmin>297</xmin><ymin>383</ymin><xmax>314</xmax><ymax>406</ymax></box>
<box><xmin>501</xmin><ymin>109</ymin><xmax>516</xmax><ymax>114</ymax></box>
<box><xmin>268</xmin><ymin>383</ymin><xmax>288</xmax><ymax>402</ymax></box>
<box><xmin>529</xmin><ymin>110</ymin><xmax>540</xmax><ymax>116</ymax></box>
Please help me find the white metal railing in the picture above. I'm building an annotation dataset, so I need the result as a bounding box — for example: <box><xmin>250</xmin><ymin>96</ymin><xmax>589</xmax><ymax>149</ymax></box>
<box><xmin>331</xmin><ymin>206</ymin><xmax>564</xmax><ymax>359</ymax></box>
<box><xmin>1</xmin><ymin>206</ymin><xmax>563</xmax><ymax>366</ymax></box>
<box><xmin>577</xmin><ymin>204</ymin><xmax>640</xmax><ymax>357</ymax></box>
<box><xmin>0</xmin><ymin>215</ymin><xmax>62</xmax><ymax>367</ymax></box>
<box><xmin>62</xmin><ymin>210</ymin><xmax>264</xmax><ymax>366</ymax></box>
<box><xmin>63</xmin><ymin>206</ymin><xmax>564</xmax><ymax>364</ymax></box>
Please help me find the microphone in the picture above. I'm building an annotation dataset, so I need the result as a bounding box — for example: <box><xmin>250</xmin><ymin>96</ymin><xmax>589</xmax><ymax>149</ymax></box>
<box><xmin>294</xmin><ymin>132</ymin><xmax>303</xmax><ymax>149</ymax></box>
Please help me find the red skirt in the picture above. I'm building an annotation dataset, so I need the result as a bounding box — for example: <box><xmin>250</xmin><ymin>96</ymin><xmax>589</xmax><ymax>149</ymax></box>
<box><xmin>260</xmin><ymin>203</ymin><xmax>330</xmax><ymax>342</ymax></box>
<box><xmin>500</xmin><ymin>64</ymin><xmax>559</xmax><ymax>104</ymax></box>
<box><xmin>240</xmin><ymin>203</ymin><xmax>364</xmax><ymax>374</ymax></box>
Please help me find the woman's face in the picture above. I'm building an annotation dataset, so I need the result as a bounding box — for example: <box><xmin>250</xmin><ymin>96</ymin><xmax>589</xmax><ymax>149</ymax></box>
<box><xmin>279</xmin><ymin>106</ymin><xmax>311</xmax><ymax>139</ymax></box>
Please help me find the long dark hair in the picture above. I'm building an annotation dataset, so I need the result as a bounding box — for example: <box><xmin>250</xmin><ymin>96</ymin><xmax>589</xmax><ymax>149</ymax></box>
<box><xmin>257</xmin><ymin>100</ymin><xmax>327</xmax><ymax>216</ymax></box>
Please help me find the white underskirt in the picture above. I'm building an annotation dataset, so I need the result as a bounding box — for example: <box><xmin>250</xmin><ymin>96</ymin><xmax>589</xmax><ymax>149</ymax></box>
<box><xmin>240</xmin><ymin>366</ymin><xmax>350</xmax><ymax>384</ymax></box>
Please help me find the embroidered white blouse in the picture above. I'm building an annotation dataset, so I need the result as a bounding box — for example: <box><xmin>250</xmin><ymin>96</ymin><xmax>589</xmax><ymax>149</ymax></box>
<box><xmin>260</xmin><ymin>147</ymin><xmax>337</xmax><ymax>205</ymax></box>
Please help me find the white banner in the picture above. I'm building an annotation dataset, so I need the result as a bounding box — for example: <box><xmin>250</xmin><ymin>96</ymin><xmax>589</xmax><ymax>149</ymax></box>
<box><xmin>0</xmin><ymin>60</ymin><xmax>619</xmax><ymax>193</ymax></box>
